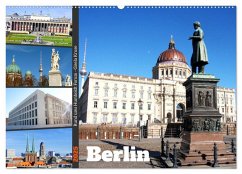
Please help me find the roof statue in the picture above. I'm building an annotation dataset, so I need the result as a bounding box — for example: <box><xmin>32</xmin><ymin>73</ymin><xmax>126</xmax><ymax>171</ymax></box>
<box><xmin>189</xmin><ymin>21</ymin><xmax>208</xmax><ymax>74</ymax></box>
<box><xmin>50</xmin><ymin>48</ymin><xmax>60</xmax><ymax>71</ymax></box>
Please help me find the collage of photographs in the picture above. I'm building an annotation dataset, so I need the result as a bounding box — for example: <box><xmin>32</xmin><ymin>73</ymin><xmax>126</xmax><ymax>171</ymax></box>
<box><xmin>5</xmin><ymin>4</ymin><xmax>237</xmax><ymax>170</ymax></box>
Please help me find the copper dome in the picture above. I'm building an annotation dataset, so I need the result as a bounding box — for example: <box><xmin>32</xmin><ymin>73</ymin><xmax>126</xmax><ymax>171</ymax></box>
<box><xmin>157</xmin><ymin>37</ymin><xmax>187</xmax><ymax>64</ymax></box>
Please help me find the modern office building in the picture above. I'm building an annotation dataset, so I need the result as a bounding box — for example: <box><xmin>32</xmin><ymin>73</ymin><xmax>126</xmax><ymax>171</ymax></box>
<box><xmin>8</xmin><ymin>89</ymin><xmax>72</xmax><ymax>129</ymax></box>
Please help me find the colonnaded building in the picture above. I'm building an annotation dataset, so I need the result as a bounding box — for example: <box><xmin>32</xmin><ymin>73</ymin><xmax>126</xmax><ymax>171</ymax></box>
<box><xmin>79</xmin><ymin>38</ymin><xmax>236</xmax><ymax>127</ymax></box>
<box><xmin>6</xmin><ymin>12</ymin><xmax>72</xmax><ymax>36</ymax></box>
<box><xmin>7</xmin><ymin>89</ymin><xmax>72</xmax><ymax>130</ymax></box>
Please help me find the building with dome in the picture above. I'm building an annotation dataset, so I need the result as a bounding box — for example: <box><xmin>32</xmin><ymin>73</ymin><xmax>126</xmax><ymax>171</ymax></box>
<box><xmin>79</xmin><ymin>37</ymin><xmax>236</xmax><ymax>127</ymax></box>
<box><xmin>6</xmin><ymin>56</ymin><xmax>23</xmax><ymax>87</ymax></box>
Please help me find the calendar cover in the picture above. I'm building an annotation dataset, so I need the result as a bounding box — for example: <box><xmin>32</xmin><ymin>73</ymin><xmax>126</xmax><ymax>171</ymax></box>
<box><xmin>5</xmin><ymin>4</ymin><xmax>237</xmax><ymax>170</ymax></box>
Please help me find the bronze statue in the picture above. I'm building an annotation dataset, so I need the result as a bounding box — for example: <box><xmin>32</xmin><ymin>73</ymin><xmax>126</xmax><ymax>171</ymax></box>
<box><xmin>189</xmin><ymin>21</ymin><xmax>208</xmax><ymax>74</ymax></box>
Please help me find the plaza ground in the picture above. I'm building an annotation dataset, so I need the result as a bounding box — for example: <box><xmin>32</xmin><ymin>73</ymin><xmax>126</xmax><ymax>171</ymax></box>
<box><xmin>79</xmin><ymin>136</ymin><xmax>236</xmax><ymax>168</ymax></box>
<box><xmin>6</xmin><ymin>33</ymin><xmax>72</xmax><ymax>47</ymax></box>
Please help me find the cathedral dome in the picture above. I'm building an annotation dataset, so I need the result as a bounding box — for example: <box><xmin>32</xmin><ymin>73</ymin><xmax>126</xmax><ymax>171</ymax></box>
<box><xmin>157</xmin><ymin>37</ymin><xmax>187</xmax><ymax>64</ymax></box>
<box><xmin>25</xmin><ymin>70</ymin><xmax>32</xmax><ymax>76</ymax></box>
<box><xmin>6</xmin><ymin>56</ymin><xmax>21</xmax><ymax>74</ymax></box>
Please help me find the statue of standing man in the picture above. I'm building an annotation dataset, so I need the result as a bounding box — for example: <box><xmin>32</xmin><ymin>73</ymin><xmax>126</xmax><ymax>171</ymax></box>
<box><xmin>189</xmin><ymin>21</ymin><xmax>208</xmax><ymax>74</ymax></box>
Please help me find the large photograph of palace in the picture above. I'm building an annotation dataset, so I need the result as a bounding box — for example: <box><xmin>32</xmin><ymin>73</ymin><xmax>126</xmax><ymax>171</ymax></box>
<box><xmin>78</xmin><ymin>7</ymin><xmax>236</xmax><ymax>135</ymax></box>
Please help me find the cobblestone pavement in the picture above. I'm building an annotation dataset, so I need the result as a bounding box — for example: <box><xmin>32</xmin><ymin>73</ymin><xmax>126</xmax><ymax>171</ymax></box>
<box><xmin>79</xmin><ymin>137</ymin><xmax>236</xmax><ymax>169</ymax></box>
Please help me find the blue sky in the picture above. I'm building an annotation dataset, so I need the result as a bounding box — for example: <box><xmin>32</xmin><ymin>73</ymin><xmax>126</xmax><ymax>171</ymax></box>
<box><xmin>6</xmin><ymin>45</ymin><xmax>72</xmax><ymax>81</ymax></box>
<box><xmin>6</xmin><ymin>88</ymin><xmax>72</xmax><ymax>117</ymax></box>
<box><xmin>79</xmin><ymin>7</ymin><xmax>236</xmax><ymax>89</ymax></box>
<box><xmin>6</xmin><ymin>128</ymin><xmax>72</xmax><ymax>156</ymax></box>
<box><xmin>6</xmin><ymin>6</ymin><xmax>72</xmax><ymax>19</ymax></box>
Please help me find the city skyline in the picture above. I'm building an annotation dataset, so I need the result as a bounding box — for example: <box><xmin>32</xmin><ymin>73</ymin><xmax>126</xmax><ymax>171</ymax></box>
<box><xmin>6</xmin><ymin>88</ymin><xmax>72</xmax><ymax>117</ymax></box>
<box><xmin>6</xmin><ymin>45</ymin><xmax>72</xmax><ymax>84</ymax></box>
<box><xmin>6</xmin><ymin>128</ymin><xmax>72</xmax><ymax>157</ymax></box>
<box><xmin>79</xmin><ymin>7</ymin><xmax>236</xmax><ymax>90</ymax></box>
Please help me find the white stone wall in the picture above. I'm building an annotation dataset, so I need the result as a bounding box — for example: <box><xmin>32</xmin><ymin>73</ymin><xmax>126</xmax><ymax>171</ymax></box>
<box><xmin>217</xmin><ymin>87</ymin><xmax>236</xmax><ymax>123</ymax></box>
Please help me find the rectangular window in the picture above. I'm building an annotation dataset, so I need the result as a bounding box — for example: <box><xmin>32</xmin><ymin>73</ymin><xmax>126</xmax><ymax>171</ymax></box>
<box><xmin>93</xmin><ymin>113</ymin><xmax>97</xmax><ymax>124</ymax></box>
<box><xmin>35</xmin><ymin>109</ymin><xmax>37</xmax><ymax>116</ymax></box>
<box><xmin>123</xmin><ymin>91</ymin><xmax>126</xmax><ymax>98</ymax></box>
<box><xmin>104</xmin><ymin>102</ymin><xmax>108</xmax><ymax>109</ymax></box>
<box><xmin>132</xmin><ymin>92</ymin><xmax>135</xmax><ymax>99</ymax></box>
<box><xmin>148</xmin><ymin>93</ymin><xmax>151</xmax><ymax>100</ymax></box>
<box><xmin>131</xmin><ymin>103</ymin><xmax>135</xmax><ymax>110</ymax></box>
<box><xmin>222</xmin><ymin>108</ymin><xmax>224</xmax><ymax>112</ymax></box>
<box><xmin>104</xmin><ymin>89</ymin><xmax>108</xmax><ymax>97</ymax></box>
<box><xmin>29</xmin><ymin>105</ymin><xmax>31</xmax><ymax>110</ymax></box>
<box><xmin>114</xmin><ymin>90</ymin><xmax>117</xmax><ymax>97</ymax></box>
<box><xmin>32</xmin><ymin>111</ymin><xmax>34</xmax><ymax>117</ymax></box>
<box><xmin>231</xmin><ymin>108</ymin><xmax>233</xmax><ymax>113</ymax></box>
<box><xmin>140</xmin><ymin>115</ymin><xmax>143</xmax><ymax>121</ymax></box>
<box><xmin>94</xmin><ymin>101</ymin><xmax>98</xmax><ymax>108</ymax></box>
<box><xmin>148</xmin><ymin>103</ymin><xmax>151</xmax><ymax>110</ymax></box>
<box><xmin>113</xmin><ymin>102</ymin><xmax>117</xmax><ymax>109</ymax></box>
<box><xmin>122</xmin><ymin>103</ymin><xmax>126</xmax><ymax>109</ymax></box>
<box><xmin>112</xmin><ymin>114</ymin><xmax>118</xmax><ymax>124</ymax></box>
<box><xmin>161</xmin><ymin>70</ymin><xmax>164</xmax><ymax>75</ymax></box>
<box><xmin>170</xmin><ymin>69</ymin><xmax>172</xmax><ymax>75</ymax></box>
<box><xmin>139</xmin><ymin>104</ymin><xmax>143</xmax><ymax>110</ymax></box>
<box><xmin>140</xmin><ymin>92</ymin><xmax>143</xmax><ymax>99</ymax></box>
<box><xmin>95</xmin><ymin>89</ymin><xmax>99</xmax><ymax>96</ymax></box>
<box><xmin>148</xmin><ymin>115</ymin><xmax>151</xmax><ymax>120</ymax></box>
<box><xmin>35</xmin><ymin>118</ymin><xmax>38</xmax><ymax>125</ymax></box>
<box><xmin>102</xmin><ymin>114</ymin><xmax>108</xmax><ymax>123</ymax></box>
<box><xmin>32</xmin><ymin>103</ymin><xmax>34</xmax><ymax>109</ymax></box>
<box><xmin>122</xmin><ymin>114</ymin><xmax>126</xmax><ymax>125</ymax></box>
<box><xmin>131</xmin><ymin>114</ymin><xmax>135</xmax><ymax>124</ymax></box>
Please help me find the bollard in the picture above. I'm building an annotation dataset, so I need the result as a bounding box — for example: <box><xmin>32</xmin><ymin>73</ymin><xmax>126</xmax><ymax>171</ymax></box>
<box><xmin>96</xmin><ymin>127</ymin><xmax>99</xmax><ymax>140</ymax></box>
<box><xmin>120</xmin><ymin>127</ymin><xmax>122</xmax><ymax>139</ymax></box>
<box><xmin>231</xmin><ymin>139</ymin><xmax>235</xmax><ymax>153</ymax></box>
<box><xmin>212</xmin><ymin>143</ymin><xmax>219</xmax><ymax>167</ymax></box>
<box><xmin>166</xmin><ymin>140</ymin><xmax>170</xmax><ymax>160</ymax></box>
<box><xmin>161</xmin><ymin>137</ymin><xmax>165</xmax><ymax>156</ymax></box>
<box><xmin>173</xmin><ymin>144</ymin><xmax>178</xmax><ymax>168</ymax></box>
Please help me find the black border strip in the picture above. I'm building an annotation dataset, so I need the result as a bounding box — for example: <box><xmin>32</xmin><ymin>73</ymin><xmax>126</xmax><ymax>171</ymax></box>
<box><xmin>72</xmin><ymin>6</ymin><xmax>79</xmax><ymax>168</ymax></box>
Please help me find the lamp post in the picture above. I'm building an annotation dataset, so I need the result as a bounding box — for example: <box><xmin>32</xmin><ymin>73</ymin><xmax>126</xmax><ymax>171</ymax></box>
<box><xmin>138</xmin><ymin>98</ymin><xmax>143</xmax><ymax>142</ymax></box>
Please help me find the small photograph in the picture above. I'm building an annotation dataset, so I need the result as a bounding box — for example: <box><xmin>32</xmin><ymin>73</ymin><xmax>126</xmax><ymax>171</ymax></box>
<box><xmin>6</xmin><ymin>128</ymin><xmax>72</xmax><ymax>168</ymax></box>
<box><xmin>6</xmin><ymin>6</ymin><xmax>72</xmax><ymax>47</ymax></box>
<box><xmin>6</xmin><ymin>45</ymin><xmax>72</xmax><ymax>87</ymax></box>
<box><xmin>6</xmin><ymin>88</ymin><xmax>72</xmax><ymax>130</ymax></box>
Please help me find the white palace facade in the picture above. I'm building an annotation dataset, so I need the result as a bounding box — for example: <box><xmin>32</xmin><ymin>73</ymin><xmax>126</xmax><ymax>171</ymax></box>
<box><xmin>79</xmin><ymin>39</ymin><xmax>236</xmax><ymax>126</ymax></box>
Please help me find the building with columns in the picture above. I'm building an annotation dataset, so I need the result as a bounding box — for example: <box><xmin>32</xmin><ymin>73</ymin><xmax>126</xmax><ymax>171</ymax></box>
<box><xmin>6</xmin><ymin>13</ymin><xmax>71</xmax><ymax>36</ymax></box>
<box><xmin>79</xmin><ymin>38</ymin><xmax>236</xmax><ymax>126</ymax></box>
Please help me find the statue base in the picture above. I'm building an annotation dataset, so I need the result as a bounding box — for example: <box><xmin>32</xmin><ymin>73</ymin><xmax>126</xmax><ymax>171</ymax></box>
<box><xmin>179</xmin><ymin>131</ymin><xmax>235</xmax><ymax>166</ymax></box>
<box><xmin>49</xmin><ymin>70</ymin><xmax>62</xmax><ymax>86</ymax></box>
<box><xmin>178</xmin><ymin>74</ymin><xmax>236</xmax><ymax>166</ymax></box>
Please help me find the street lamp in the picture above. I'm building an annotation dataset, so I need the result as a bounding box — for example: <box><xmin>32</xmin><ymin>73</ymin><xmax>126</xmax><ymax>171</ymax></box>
<box><xmin>138</xmin><ymin>98</ymin><xmax>143</xmax><ymax>141</ymax></box>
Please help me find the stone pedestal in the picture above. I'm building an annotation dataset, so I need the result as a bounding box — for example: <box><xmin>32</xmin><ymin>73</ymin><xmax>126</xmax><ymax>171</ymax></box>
<box><xmin>179</xmin><ymin>74</ymin><xmax>235</xmax><ymax>166</ymax></box>
<box><xmin>49</xmin><ymin>70</ymin><xmax>62</xmax><ymax>86</ymax></box>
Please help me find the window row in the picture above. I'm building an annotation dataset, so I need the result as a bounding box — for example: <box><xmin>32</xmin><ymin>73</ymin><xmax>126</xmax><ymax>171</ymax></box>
<box><xmin>92</xmin><ymin>113</ymin><xmax>152</xmax><ymax>124</ymax></box>
<box><xmin>10</xmin><ymin>101</ymin><xmax>37</xmax><ymax>117</ymax></box>
<box><xmin>93</xmin><ymin>101</ymin><xmax>152</xmax><ymax>110</ymax></box>
<box><xmin>160</xmin><ymin>68</ymin><xmax>187</xmax><ymax>77</ymax></box>
<box><xmin>10</xmin><ymin>109</ymin><xmax>38</xmax><ymax>121</ymax></box>
<box><xmin>94</xmin><ymin>88</ymin><xmax>152</xmax><ymax>99</ymax></box>
<box><xmin>10</xmin><ymin>118</ymin><xmax>38</xmax><ymax>126</ymax></box>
